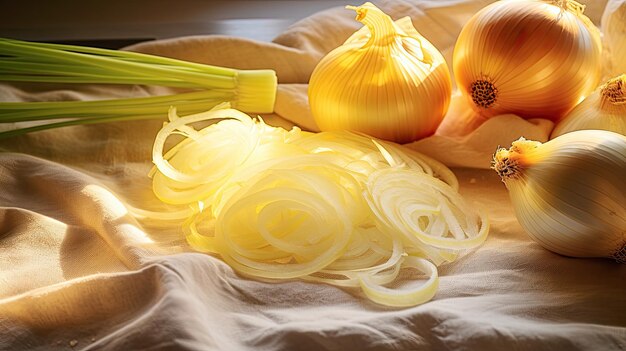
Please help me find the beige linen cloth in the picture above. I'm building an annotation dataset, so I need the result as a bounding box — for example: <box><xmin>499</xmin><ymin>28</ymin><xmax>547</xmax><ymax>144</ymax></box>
<box><xmin>1</xmin><ymin>1</ymin><xmax>625</xmax><ymax>350</ymax></box>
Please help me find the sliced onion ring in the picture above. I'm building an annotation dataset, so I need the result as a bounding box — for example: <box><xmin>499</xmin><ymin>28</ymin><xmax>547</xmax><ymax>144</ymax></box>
<box><xmin>142</xmin><ymin>106</ymin><xmax>489</xmax><ymax>307</ymax></box>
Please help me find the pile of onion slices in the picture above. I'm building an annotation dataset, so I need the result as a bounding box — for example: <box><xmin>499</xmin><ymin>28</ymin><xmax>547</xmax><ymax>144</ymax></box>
<box><xmin>147</xmin><ymin>104</ymin><xmax>489</xmax><ymax>307</ymax></box>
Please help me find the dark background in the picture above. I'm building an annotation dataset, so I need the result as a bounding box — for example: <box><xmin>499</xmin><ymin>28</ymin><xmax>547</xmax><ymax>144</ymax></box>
<box><xmin>0</xmin><ymin>0</ymin><xmax>347</xmax><ymax>47</ymax></box>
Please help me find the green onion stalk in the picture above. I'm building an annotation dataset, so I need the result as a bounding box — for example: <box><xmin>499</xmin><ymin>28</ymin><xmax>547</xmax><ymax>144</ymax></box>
<box><xmin>0</xmin><ymin>38</ymin><xmax>277</xmax><ymax>139</ymax></box>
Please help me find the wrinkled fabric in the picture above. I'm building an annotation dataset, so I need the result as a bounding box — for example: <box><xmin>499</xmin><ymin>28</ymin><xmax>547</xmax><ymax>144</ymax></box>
<box><xmin>1</xmin><ymin>1</ymin><xmax>625</xmax><ymax>350</ymax></box>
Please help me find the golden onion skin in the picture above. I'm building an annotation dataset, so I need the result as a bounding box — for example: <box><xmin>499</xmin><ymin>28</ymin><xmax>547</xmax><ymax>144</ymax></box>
<box><xmin>453</xmin><ymin>0</ymin><xmax>602</xmax><ymax>121</ymax></box>
<box><xmin>308</xmin><ymin>3</ymin><xmax>452</xmax><ymax>144</ymax></box>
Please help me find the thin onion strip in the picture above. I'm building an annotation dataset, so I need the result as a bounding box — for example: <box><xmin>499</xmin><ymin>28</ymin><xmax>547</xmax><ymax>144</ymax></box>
<box><xmin>358</xmin><ymin>256</ymin><xmax>439</xmax><ymax>308</ymax></box>
<box><xmin>143</xmin><ymin>106</ymin><xmax>489</xmax><ymax>307</ymax></box>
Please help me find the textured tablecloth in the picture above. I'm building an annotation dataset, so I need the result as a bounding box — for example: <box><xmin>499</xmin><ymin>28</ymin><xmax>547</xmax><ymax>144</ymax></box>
<box><xmin>1</xmin><ymin>1</ymin><xmax>624</xmax><ymax>350</ymax></box>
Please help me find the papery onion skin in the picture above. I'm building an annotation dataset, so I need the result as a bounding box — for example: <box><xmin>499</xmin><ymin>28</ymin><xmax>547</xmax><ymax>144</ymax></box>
<box><xmin>551</xmin><ymin>74</ymin><xmax>626</xmax><ymax>138</ymax></box>
<box><xmin>493</xmin><ymin>130</ymin><xmax>626</xmax><ymax>262</ymax></box>
<box><xmin>308</xmin><ymin>2</ymin><xmax>452</xmax><ymax>143</ymax></box>
<box><xmin>453</xmin><ymin>0</ymin><xmax>602</xmax><ymax>121</ymax></box>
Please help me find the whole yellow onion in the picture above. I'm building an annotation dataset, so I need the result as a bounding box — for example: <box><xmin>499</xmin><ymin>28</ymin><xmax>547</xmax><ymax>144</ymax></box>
<box><xmin>453</xmin><ymin>0</ymin><xmax>602</xmax><ymax>121</ymax></box>
<box><xmin>492</xmin><ymin>130</ymin><xmax>626</xmax><ymax>262</ymax></box>
<box><xmin>308</xmin><ymin>2</ymin><xmax>452</xmax><ymax>143</ymax></box>
<box><xmin>551</xmin><ymin>74</ymin><xmax>626</xmax><ymax>138</ymax></box>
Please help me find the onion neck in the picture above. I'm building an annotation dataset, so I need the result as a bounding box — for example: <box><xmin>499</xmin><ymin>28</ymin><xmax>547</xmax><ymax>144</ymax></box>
<box><xmin>492</xmin><ymin>138</ymin><xmax>542</xmax><ymax>182</ymax></box>
<box><xmin>347</xmin><ymin>2</ymin><xmax>398</xmax><ymax>48</ymax></box>
<box><xmin>549</xmin><ymin>0</ymin><xmax>586</xmax><ymax>15</ymax></box>
<box><xmin>597</xmin><ymin>75</ymin><xmax>626</xmax><ymax>116</ymax></box>
<box><xmin>548</xmin><ymin>0</ymin><xmax>601</xmax><ymax>51</ymax></box>
<box><xmin>600</xmin><ymin>74</ymin><xmax>626</xmax><ymax>105</ymax></box>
